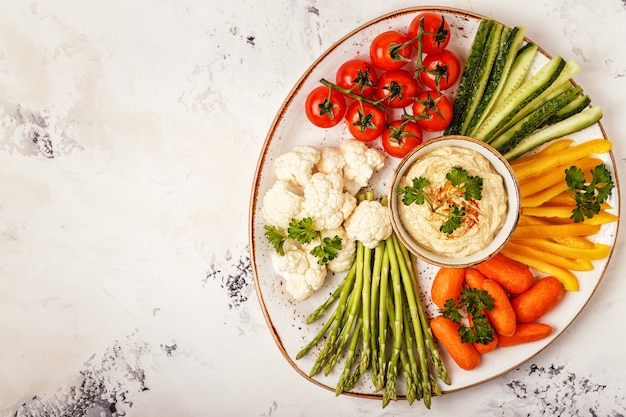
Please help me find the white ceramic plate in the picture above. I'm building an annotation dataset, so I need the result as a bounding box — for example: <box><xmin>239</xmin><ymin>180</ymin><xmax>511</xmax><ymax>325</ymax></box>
<box><xmin>249</xmin><ymin>6</ymin><xmax>620</xmax><ymax>396</ymax></box>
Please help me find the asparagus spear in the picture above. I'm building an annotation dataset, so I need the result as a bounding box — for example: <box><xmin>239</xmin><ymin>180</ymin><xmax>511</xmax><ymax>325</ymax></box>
<box><xmin>335</xmin><ymin>316</ymin><xmax>362</xmax><ymax>395</ymax></box>
<box><xmin>305</xmin><ymin>264</ymin><xmax>355</xmax><ymax>324</ymax></box>
<box><xmin>382</xmin><ymin>236</ymin><xmax>403</xmax><ymax>407</ymax></box>
<box><xmin>390</xmin><ymin>233</ymin><xmax>432</xmax><ymax>408</ymax></box>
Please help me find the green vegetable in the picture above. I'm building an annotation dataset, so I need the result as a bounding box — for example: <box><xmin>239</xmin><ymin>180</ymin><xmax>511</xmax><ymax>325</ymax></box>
<box><xmin>264</xmin><ymin>217</ymin><xmax>343</xmax><ymax>265</ymax></box>
<box><xmin>287</xmin><ymin>217</ymin><xmax>317</xmax><ymax>244</ymax></box>
<box><xmin>502</xmin><ymin>105</ymin><xmax>603</xmax><ymax>161</ymax></box>
<box><xmin>449</xmin><ymin>17</ymin><xmax>601</xmax><ymax>160</ymax></box>
<box><xmin>398</xmin><ymin>167</ymin><xmax>483</xmax><ymax>235</ymax></box>
<box><xmin>297</xmin><ymin>193</ymin><xmax>449</xmax><ymax>409</ymax></box>
<box><xmin>440</xmin><ymin>287</ymin><xmax>495</xmax><ymax>344</ymax></box>
<box><xmin>565</xmin><ymin>163</ymin><xmax>614</xmax><ymax>222</ymax></box>
<box><xmin>445</xmin><ymin>18</ymin><xmax>495</xmax><ymax>135</ymax></box>
<box><xmin>490</xmin><ymin>85</ymin><xmax>584</xmax><ymax>154</ymax></box>
<box><xmin>264</xmin><ymin>225</ymin><xmax>286</xmax><ymax>255</ymax></box>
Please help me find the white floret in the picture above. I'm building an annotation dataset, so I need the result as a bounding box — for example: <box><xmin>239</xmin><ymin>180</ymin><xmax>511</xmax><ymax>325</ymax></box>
<box><xmin>339</xmin><ymin>139</ymin><xmax>385</xmax><ymax>195</ymax></box>
<box><xmin>316</xmin><ymin>146</ymin><xmax>345</xmax><ymax>176</ymax></box>
<box><xmin>261</xmin><ymin>180</ymin><xmax>304</xmax><ymax>230</ymax></box>
<box><xmin>320</xmin><ymin>227</ymin><xmax>356</xmax><ymax>273</ymax></box>
<box><xmin>301</xmin><ymin>172</ymin><xmax>356</xmax><ymax>231</ymax></box>
<box><xmin>275</xmin><ymin>241</ymin><xmax>327</xmax><ymax>301</ymax></box>
<box><xmin>344</xmin><ymin>200</ymin><xmax>393</xmax><ymax>249</ymax></box>
<box><xmin>274</xmin><ymin>145</ymin><xmax>320</xmax><ymax>188</ymax></box>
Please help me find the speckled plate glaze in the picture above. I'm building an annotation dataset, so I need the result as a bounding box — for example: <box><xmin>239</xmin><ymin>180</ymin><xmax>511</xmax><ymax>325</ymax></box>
<box><xmin>249</xmin><ymin>6</ymin><xmax>620</xmax><ymax>397</ymax></box>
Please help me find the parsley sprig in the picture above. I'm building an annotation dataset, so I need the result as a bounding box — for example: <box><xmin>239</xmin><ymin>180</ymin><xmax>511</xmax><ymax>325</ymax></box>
<box><xmin>264</xmin><ymin>217</ymin><xmax>343</xmax><ymax>265</ymax></box>
<box><xmin>440</xmin><ymin>287</ymin><xmax>495</xmax><ymax>344</ymax></box>
<box><xmin>565</xmin><ymin>163</ymin><xmax>614</xmax><ymax>223</ymax></box>
<box><xmin>398</xmin><ymin>166</ymin><xmax>483</xmax><ymax>235</ymax></box>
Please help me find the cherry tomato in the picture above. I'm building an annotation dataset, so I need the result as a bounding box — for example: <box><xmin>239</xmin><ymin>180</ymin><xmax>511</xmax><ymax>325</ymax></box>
<box><xmin>369</xmin><ymin>30</ymin><xmax>412</xmax><ymax>71</ymax></box>
<box><xmin>382</xmin><ymin>119</ymin><xmax>423</xmax><ymax>158</ymax></box>
<box><xmin>408</xmin><ymin>12</ymin><xmax>451</xmax><ymax>54</ymax></box>
<box><xmin>419</xmin><ymin>50</ymin><xmax>461</xmax><ymax>91</ymax></box>
<box><xmin>345</xmin><ymin>101</ymin><xmax>386</xmax><ymax>142</ymax></box>
<box><xmin>411</xmin><ymin>90</ymin><xmax>453</xmax><ymax>132</ymax></box>
<box><xmin>335</xmin><ymin>59</ymin><xmax>378</xmax><ymax>98</ymax></box>
<box><xmin>305</xmin><ymin>85</ymin><xmax>347</xmax><ymax>128</ymax></box>
<box><xmin>375</xmin><ymin>69</ymin><xmax>419</xmax><ymax>108</ymax></box>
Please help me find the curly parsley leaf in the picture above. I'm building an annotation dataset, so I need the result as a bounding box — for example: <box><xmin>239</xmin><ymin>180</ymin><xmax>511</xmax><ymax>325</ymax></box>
<box><xmin>441</xmin><ymin>298</ymin><xmax>463</xmax><ymax>323</ymax></box>
<box><xmin>398</xmin><ymin>176</ymin><xmax>431</xmax><ymax>206</ymax></box>
<box><xmin>446</xmin><ymin>166</ymin><xmax>483</xmax><ymax>201</ymax></box>
<box><xmin>287</xmin><ymin>217</ymin><xmax>317</xmax><ymax>244</ymax></box>
<box><xmin>264</xmin><ymin>225</ymin><xmax>287</xmax><ymax>256</ymax></box>
<box><xmin>440</xmin><ymin>204</ymin><xmax>465</xmax><ymax>235</ymax></box>
<box><xmin>439</xmin><ymin>287</ymin><xmax>495</xmax><ymax>344</ymax></box>
<box><xmin>310</xmin><ymin>235</ymin><xmax>343</xmax><ymax>265</ymax></box>
<box><xmin>565</xmin><ymin>164</ymin><xmax>614</xmax><ymax>223</ymax></box>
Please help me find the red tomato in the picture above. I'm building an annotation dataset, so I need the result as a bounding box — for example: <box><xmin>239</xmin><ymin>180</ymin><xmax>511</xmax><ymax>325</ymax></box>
<box><xmin>382</xmin><ymin>119</ymin><xmax>423</xmax><ymax>158</ymax></box>
<box><xmin>411</xmin><ymin>90</ymin><xmax>453</xmax><ymax>132</ymax></box>
<box><xmin>369</xmin><ymin>30</ymin><xmax>412</xmax><ymax>71</ymax></box>
<box><xmin>408</xmin><ymin>12</ymin><xmax>451</xmax><ymax>54</ymax></box>
<box><xmin>305</xmin><ymin>85</ymin><xmax>347</xmax><ymax>128</ymax></box>
<box><xmin>375</xmin><ymin>69</ymin><xmax>419</xmax><ymax>108</ymax></box>
<box><xmin>345</xmin><ymin>101</ymin><xmax>386</xmax><ymax>142</ymax></box>
<box><xmin>335</xmin><ymin>59</ymin><xmax>378</xmax><ymax>98</ymax></box>
<box><xmin>419</xmin><ymin>50</ymin><xmax>461</xmax><ymax>91</ymax></box>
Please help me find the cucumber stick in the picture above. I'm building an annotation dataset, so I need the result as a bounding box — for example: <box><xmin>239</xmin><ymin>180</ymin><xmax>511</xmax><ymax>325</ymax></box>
<box><xmin>458</xmin><ymin>23</ymin><xmax>505</xmax><ymax>135</ymax></box>
<box><xmin>472</xmin><ymin>55</ymin><xmax>566</xmax><ymax>143</ymax></box>
<box><xmin>498</xmin><ymin>59</ymin><xmax>581</xmax><ymax>132</ymax></box>
<box><xmin>490</xmin><ymin>85</ymin><xmax>583</xmax><ymax>153</ymax></box>
<box><xmin>489</xmin><ymin>42</ymin><xmax>538</xmax><ymax>112</ymax></box>
<box><xmin>502</xmin><ymin>105</ymin><xmax>603</xmax><ymax>161</ymax></box>
<box><xmin>466</xmin><ymin>26</ymin><xmax>527</xmax><ymax>135</ymax></box>
<box><xmin>444</xmin><ymin>18</ymin><xmax>495</xmax><ymax>135</ymax></box>
<box><xmin>543</xmin><ymin>94</ymin><xmax>591</xmax><ymax>126</ymax></box>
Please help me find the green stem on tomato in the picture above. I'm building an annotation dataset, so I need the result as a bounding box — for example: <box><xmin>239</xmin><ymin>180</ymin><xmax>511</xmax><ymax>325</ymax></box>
<box><xmin>319</xmin><ymin>78</ymin><xmax>385</xmax><ymax>110</ymax></box>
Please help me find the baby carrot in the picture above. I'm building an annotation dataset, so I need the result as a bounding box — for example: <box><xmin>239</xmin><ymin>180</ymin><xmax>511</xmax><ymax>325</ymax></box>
<box><xmin>481</xmin><ymin>279</ymin><xmax>516</xmax><ymax>337</ymax></box>
<box><xmin>464</xmin><ymin>268</ymin><xmax>486</xmax><ymax>289</ymax></box>
<box><xmin>431</xmin><ymin>267</ymin><xmax>466</xmax><ymax>310</ymax></box>
<box><xmin>497</xmin><ymin>323</ymin><xmax>553</xmax><ymax>347</ymax></box>
<box><xmin>476</xmin><ymin>253</ymin><xmax>534</xmax><ymax>295</ymax></box>
<box><xmin>430</xmin><ymin>315</ymin><xmax>481</xmax><ymax>370</ymax></box>
<box><xmin>511</xmin><ymin>276</ymin><xmax>564</xmax><ymax>323</ymax></box>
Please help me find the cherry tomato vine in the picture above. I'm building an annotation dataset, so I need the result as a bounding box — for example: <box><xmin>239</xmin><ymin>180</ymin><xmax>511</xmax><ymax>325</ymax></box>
<box><xmin>304</xmin><ymin>12</ymin><xmax>461</xmax><ymax>158</ymax></box>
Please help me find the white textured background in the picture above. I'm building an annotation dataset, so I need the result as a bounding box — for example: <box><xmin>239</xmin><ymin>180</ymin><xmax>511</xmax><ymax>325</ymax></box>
<box><xmin>0</xmin><ymin>0</ymin><xmax>624</xmax><ymax>416</ymax></box>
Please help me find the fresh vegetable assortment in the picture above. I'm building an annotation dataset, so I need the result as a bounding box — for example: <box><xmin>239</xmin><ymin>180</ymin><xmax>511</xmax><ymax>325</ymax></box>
<box><xmin>257</xmin><ymin>8</ymin><xmax>620</xmax><ymax>406</ymax></box>
<box><xmin>306</xmin><ymin>12</ymin><xmax>461</xmax><ymax>158</ymax></box>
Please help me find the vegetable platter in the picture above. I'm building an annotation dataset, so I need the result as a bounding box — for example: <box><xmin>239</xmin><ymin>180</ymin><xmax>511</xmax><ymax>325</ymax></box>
<box><xmin>248</xmin><ymin>6</ymin><xmax>620</xmax><ymax>399</ymax></box>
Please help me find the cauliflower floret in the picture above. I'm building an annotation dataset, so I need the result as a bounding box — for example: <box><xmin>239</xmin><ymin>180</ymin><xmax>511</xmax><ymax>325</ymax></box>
<box><xmin>317</xmin><ymin>146</ymin><xmax>345</xmax><ymax>176</ymax></box>
<box><xmin>276</xmin><ymin>241</ymin><xmax>327</xmax><ymax>301</ymax></box>
<box><xmin>301</xmin><ymin>172</ymin><xmax>356</xmax><ymax>231</ymax></box>
<box><xmin>319</xmin><ymin>227</ymin><xmax>356</xmax><ymax>273</ymax></box>
<box><xmin>274</xmin><ymin>145</ymin><xmax>320</xmax><ymax>188</ymax></box>
<box><xmin>261</xmin><ymin>180</ymin><xmax>304</xmax><ymax>230</ymax></box>
<box><xmin>339</xmin><ymin>139</ymin><xmax>385</xmax><ymax>195</ymax></box>
<box><xmin>344</xmin><ymin>200</ymin><xmax>393</xmax><ymax>249</ymax></box>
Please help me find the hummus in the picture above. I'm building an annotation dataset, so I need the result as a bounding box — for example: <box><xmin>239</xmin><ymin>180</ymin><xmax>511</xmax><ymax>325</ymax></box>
<box><xmin>397</xmin><ymin>146</ymin><xmax>507</xmax><ymax>257</ymax></box>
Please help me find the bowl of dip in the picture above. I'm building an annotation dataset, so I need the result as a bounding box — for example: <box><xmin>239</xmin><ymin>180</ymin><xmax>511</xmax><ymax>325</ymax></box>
<box><xmin>389</xmin><ymin>135</ymin><xmax>520</xmax><ymax>268</ymax></box>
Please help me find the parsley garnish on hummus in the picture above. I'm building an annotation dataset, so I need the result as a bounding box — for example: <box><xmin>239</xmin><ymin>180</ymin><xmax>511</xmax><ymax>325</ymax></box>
<box><xmin>398</xmin><ymin>166</ymin><xmax>483</xmax><ymax>235</ymax></box>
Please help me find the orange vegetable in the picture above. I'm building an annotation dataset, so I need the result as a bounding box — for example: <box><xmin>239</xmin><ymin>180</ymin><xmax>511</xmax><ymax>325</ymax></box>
<box><xmin>511</xmin><ymin>276</ymin><xmax>564</xmax><ymax>323</ymax></box>
<box><xmin>481</xmin><ymin>279</ymin><xmax>517</xmax><ymax>337</ymax></box>
<box><xmin>431</xmin><ymin>267</ymin><xmax>466</xmax><ymax>310</ymax></box>
<box><xmin>497</xmin><ymin>323</ymin><xmax>553</xmax><ymax>347</ymax></box>
<box><xmin>430</xmin><ymin>315</ymin><xmax>481</xmax><ymax>370</ymax></box>
<box><xmin>464</xmin><ymin>268</ymin><xmax>486</xmax><ymax>289</ymax></box>
<box><xmin>476</xmin><ymin>253</ymin><xmax>534</xmax><ymax>295</ymax></box>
